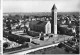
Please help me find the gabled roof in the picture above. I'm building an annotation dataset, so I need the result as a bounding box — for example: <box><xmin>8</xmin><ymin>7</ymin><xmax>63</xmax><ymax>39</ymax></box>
<box><xmin>52</xmin><ymin>4</ymin><xmax>57</xmax><ymax>10</ymax></box>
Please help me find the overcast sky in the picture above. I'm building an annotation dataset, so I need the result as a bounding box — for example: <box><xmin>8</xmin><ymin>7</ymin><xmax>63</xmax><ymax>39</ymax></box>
<box><xmin>3</xmin><ymin>0</ymin><xmax>80</xmax><ymax>13</ymax></box>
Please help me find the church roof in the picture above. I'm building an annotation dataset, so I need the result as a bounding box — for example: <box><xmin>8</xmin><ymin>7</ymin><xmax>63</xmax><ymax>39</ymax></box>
<box><xmin>29</xmin><ymin>21</ymin><xmax>48</xmax><ymax>33</ymax></box>
<box><xmin>29</xmin><ymin>21</ymin><xmax>47</xmax><ymax>27</ymax></box>
<box><xmin>52</xmin><ymin>4</ymin><xmax>57</xmax><ymax>10</ymax></box>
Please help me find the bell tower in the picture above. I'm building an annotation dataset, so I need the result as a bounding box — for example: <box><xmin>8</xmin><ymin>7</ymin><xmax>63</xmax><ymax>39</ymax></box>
<box><xmin>51</xmin><ymin>4</ymin><xmax>57</xmax><ymax>34</ymax></box>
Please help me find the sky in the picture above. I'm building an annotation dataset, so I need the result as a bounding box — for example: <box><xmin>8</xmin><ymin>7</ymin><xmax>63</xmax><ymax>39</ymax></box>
<box><xmin>3</xmin><ymin>0</ymin><xmax>80</xmax><ymax>13</ymax></box>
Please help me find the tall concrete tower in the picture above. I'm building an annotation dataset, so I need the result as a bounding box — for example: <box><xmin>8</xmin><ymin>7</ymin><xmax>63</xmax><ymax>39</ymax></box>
<box><xmin>51</xmin><ymin>4</ymin><xmax>57</xmax><ymax>34</ymax></box>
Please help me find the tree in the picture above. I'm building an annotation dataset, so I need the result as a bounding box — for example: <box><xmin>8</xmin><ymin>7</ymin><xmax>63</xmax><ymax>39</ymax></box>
<box><xmin>64</xmin><ymin>47</ymin><xmax>70</xmax><ymax>53</ymax></box>
<box><xmin>57</xmin><ymin>43</ymin><xmax>63</xmax><ymax>48</ymax></box>
<box><xmin>3</xmin><ymin>42</ymin><xmax>10</xmax><ymax>49</ymax></box>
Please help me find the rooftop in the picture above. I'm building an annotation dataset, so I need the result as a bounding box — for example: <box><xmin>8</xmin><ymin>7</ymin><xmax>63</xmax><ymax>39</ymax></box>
<box><xmin>52</xmin><ymin>4</ymin><xmax>57</xmax><ymax>10</ymax></box>
<box><xmin>29</xmin><ymin>21</ymin><xmax>47</xmax><ymax>27</ymax></box>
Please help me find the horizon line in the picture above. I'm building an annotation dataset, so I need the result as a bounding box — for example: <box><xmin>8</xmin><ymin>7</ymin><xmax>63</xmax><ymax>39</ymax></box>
<box><xmin>3</xmin><ymin>11</ymin><xmax>79</xmax><ymax>14</ymax></box>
